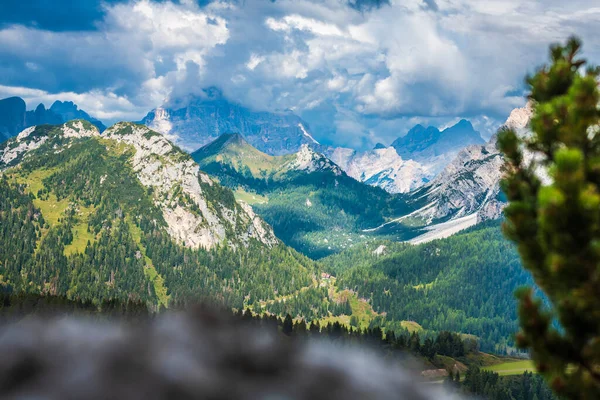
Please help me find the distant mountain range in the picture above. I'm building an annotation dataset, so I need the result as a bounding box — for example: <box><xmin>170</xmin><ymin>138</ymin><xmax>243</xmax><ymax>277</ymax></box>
<box><xmin>0</xmin><ymin>88</ymin><xmax>531</xmax><ymax>249</ymax></box>
<box><xmin>325</xmin><ymin>119</ymin><xmax>485</xmax><ymax>194</ymax></box>
<box><xmin>392</xmin><ymin>119</ymin><xmax>484</xmax><ymax>160</ymax></box>
<box><xmin>0</xmin><ymin>96</ymin><xmax>105</xmax><ymax>141</ymax></box>
<box><xmin>141</xmin><ymin>87</ymin><xmax>321</xmax><ymax>155</ymax></box>
<box><xmin>189</xmin><ymin>103</ymin><xmax>532</xmax><ymax>251</ymax></box>
<box><xmin>364</xmin><ymin>103</ymin><xmax>533</xmax><ymax>243</ymax></box>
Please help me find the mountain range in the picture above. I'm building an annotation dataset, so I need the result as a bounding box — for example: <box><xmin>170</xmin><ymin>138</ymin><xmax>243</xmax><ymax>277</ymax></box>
<box><xmin>362</xmin><ymin>104</ymin><xmax>532</xmax><ymax>243</ymax></box>
<box><xmin>0</xmin><ymin>91</ymin><xmax>530</xmax><ymax>251</ymax></box>
<box><xmin>0</xmin><ymin>99</ymin><xmax>534</xmax><ymax>353</ymax></box>
<box><xmin>0</xmin><ymin>96</ymin><xmax>106</xmax><ymax>141</ymax></box>
<box><xmin>188</xmin><ymin>102</ymin><xmax>531</xmax><ymax>257</ymax></box>
<box><xmin>141</xmin><ymin>88</ymin><xmax>321</xmax><ymax>155</ymax></box>
<box><xmin>325</xmin><ymin>119</ymin><xmax>484</xmax><ymax>194</ymax></box>
<box><xmin>0</xmin><ymin>92</ymin><xmax>494</xmax><ymax>205</ymax></box>
<box><xmin>191</xmin><ymin>133</ymin><xmax>416</xmax><ymax>258</ymax></box>
<box><xmin>0</xmin><ymin>120</ymin><xmax>318</xmax><ymax>310</ymax></box>
<box><xmin>0</xmin><ymin>88</ymin><xmax>534</xmax><ymax>247</ymax></box>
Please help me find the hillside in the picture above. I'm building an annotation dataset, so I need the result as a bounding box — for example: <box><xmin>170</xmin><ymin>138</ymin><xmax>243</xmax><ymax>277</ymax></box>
<box><xmin>0</xmin><ymin>121</ymin><xmax>541</xmax><ymax>356</ymax></box>
<box><xmin>0</xmin><ymin>121</ymin><xmax>319</xmax><ymax>310</ymax></box>
<box><xmin>322</xmin><ymin>220</ymin><xmax>531</xmax><ymax>352</ymax></box>
<box><xmin>192</xmin><ymin>133</ymin><xmax>418</xmax><ymax>258</ymax></box>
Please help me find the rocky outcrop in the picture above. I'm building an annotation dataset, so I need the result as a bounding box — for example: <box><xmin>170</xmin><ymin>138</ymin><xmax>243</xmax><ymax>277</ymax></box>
<box><xmin>60</xmin><ymin>120</ymin><xmax>101</xmax><ymax>139</ymax></box>
<box><xmin>327</xmin><ymin>146</ymin><xmax>429</xmax><ymax>193</ymax></box>
<box><xmin>283</xmin><ymin>144</ymin><xmax>342</xmax><ymax>175</ymax></box>
<box><xmin>0</xmin><ymin>121</ymin><xmax>99</xmax><ymax>169</ymax></box>
<box><xmin>141</xmin><ymin>88</ymin><xmax>320</xmax><ymax>155</ymax></box>
<box><xmin>407</xmin><ymin>140</ymin><xmax>505</xmax><ymax>224</ymax></box>
<box><xmin>0</xmin><ymin>311</ymin><xmax>457</xmax><ymax>400</ymax></box>
<box><xmin>403</xmin><ymin>104</ymin><xmax>534</xmax><ymax>226</ymax></box>
<box><xmin>503</xmin><ymin>102</ymin><xmax>533</xmax><ymax>131</ymax></box>
<box><xmin>104</xmin><ymin>123</ymin><xmax>278</xmax><ymax>250</ymax></box>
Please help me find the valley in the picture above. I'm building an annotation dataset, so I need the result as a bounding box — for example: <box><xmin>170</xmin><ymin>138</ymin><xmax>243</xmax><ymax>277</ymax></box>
<box><xmin>0</xmin><ymin>117</ymin><xmax>525</xmax><ymax>352</ymax></box>
<box><xmin>0</xmin><ymin>97</ymin><xmax>529</xmax><ymax>350</ymax></box>
<box><xmin>0</xmin><ymin>100</ymin><xmax>543</xmax><ymax>398</ymax></box>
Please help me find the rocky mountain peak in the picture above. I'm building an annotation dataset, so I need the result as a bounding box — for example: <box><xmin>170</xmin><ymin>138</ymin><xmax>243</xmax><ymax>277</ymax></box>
<box><xmin>50</xmin><ymin>100</ymin><xmax>106</xmax><ymax>132</ymax></box>
<box><xmin>104</xmin><ymin>122</ymin><xmax>278</xmax><ymax>250</ymax></box>
<box><xmin>287</xmin><ymin>144</ymin><xmax>342</xmax><ymax>175</ymax></box>
<box><xmin>1</xmin><ymin>121</ymin><xmax>99</xmax><ymax>168</ymax></box>
<box><xmin>141</xmin><ymin>91</ymin><xmax>320</xmax><ymax>155</ymax></box>
<box><xmin>0</xmin><ymin>97</ymin><xmax>27</xmax><ymax>138</ymax></box>
<box><xmin>326</xmin><ymin>145</ymin><xmax>430</xmax><ymax>194</ymax></box>
<box><xmin>503</xmin><ymin>101</ymin><xmax>533</xmax><ymax>131</ymax></box>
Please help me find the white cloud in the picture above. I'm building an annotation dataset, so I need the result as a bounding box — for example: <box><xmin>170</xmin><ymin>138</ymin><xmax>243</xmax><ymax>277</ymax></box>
<box><xmin>0</xmin><ymin>0</ymin><xmax>229</xmax><ymax>118</ymax></box>
<box><xmin>0</xmin><ymin>84</ymin><xmax>146</xmax><ymax>122</ymax></box>
<box><xmin>0</xmin><ymin>0</ymin><xmax>599</xmax><ymax>148</ymax></box>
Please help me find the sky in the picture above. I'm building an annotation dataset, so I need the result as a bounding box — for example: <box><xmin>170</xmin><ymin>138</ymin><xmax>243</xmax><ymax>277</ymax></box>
<box><xmin>0</xmin><ymin>0</ymin><xmax>599</xmax><ymax>149</ymax></box>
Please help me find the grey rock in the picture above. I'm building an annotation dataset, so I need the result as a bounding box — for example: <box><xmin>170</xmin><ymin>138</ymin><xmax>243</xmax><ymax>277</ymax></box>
<box><xmin>0</xmin><ymin>310</ymin><xmax>462</xmax><ymax>400</ymax></box>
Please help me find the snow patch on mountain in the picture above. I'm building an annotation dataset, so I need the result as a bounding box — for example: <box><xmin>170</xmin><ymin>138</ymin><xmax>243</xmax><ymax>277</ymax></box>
<box><xmin>403</xmin><ymin>103</ymin><xmax>534</xmax><ymax>226</ymax></box>
<box><xmin>408</xmin><ymin>213</ymin><xmax>479</xmax><ymax>245</ymax></box>
<box><xmin>298</xmin><ymin>123</ymin><xmax>320</xmax><ymax>145</ymax></box>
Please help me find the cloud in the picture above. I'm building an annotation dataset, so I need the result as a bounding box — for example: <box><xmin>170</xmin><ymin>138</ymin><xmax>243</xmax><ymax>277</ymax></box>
<box><xmin>0</xmin><ymin>0</ymin><xmax>599</xmax><ymax>148</ymax></box>
<box><xmin>0</xmin><ymin>0</ymin><xmax>229</xmax><ymax>121</ymax></box>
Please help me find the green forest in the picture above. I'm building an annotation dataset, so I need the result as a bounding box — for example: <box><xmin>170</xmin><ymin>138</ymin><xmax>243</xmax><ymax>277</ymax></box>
<box><xmin>0</xmin><ymin>121</ymin><xmax>556</xmax><ymax>399</ymax></box>
<box><xmin>0</xmin><ymin>127</ymin><xmax>318</xmax><ymax>312</ymax></box>
<box><xmin>323</xmin><ymin>221</ymin><xmax>533</xmax><ymax>352</ymax></box>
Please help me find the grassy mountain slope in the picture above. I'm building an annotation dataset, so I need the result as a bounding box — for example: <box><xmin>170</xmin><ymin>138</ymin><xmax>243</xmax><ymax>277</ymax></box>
<box><xmin>322</xmin><ymin>220</ymin><xmax>531</xmax><ymax>351</ymax></box>
<box><xmin>0</xmin><ymin>121</ymin><xmax>320</xmax><ymax>311</ymax></box>
<box><xmin>192</xmin><ymin>133</ymin><xmax>418</xmax><ymax>258</ymax></box>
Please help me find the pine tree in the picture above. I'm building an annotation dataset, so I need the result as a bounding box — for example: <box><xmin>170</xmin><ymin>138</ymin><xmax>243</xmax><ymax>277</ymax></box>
<box><xmin>498</xmin><ymin>37</ymin><xmax>600</xmax><ymax>398</ymax></box>
<box><xmin>282</xmin><ymin>314</ymin><xmax>293</xmax><ymax>336</ymax></box>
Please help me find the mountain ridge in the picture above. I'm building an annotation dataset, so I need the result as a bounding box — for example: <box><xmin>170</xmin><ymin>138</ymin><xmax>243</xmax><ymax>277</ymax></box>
<box><xmin>0</xmin><ymin>120</ymin><xmax>317</xmax><ymax>310</ymax></box>
<box><xmin>327</xmin><ymin>119</ymin><xmax>486</xmax><ymax>195</ymax></box>
<box><xmin>192</xmin><ymin>132</ymin><xmax>418</xmax><ymax>258</ymax></box>
<box><xmin>0</xmin><ymin>96</ymin><xmax>106</xmax><ymax>140</ymax></box>
<box><xmin>142</xmin><ymin>88</ymin><xmax>321</xmax><ymax>155</ymax></box>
